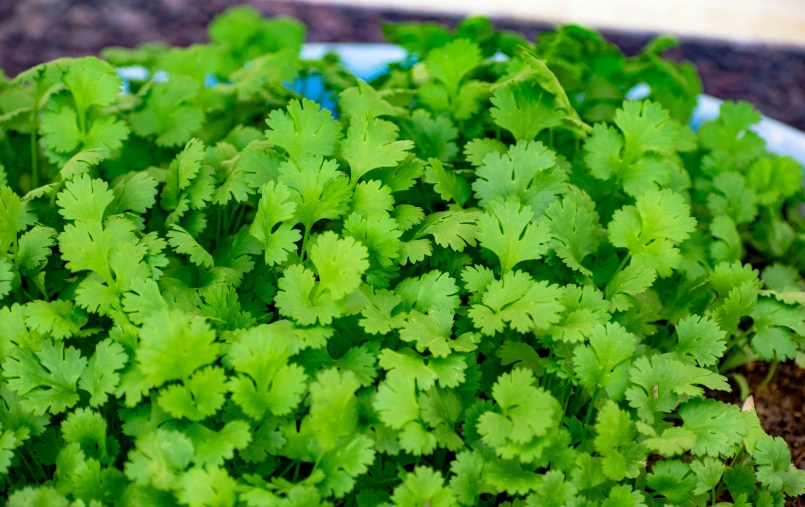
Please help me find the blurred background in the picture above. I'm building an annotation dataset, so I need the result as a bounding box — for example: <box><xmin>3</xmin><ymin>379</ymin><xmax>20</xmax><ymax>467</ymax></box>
<box><xmin>2</xmin><ymin>0</ymin><xmax>805</xmax><ymax>129</ymax></box>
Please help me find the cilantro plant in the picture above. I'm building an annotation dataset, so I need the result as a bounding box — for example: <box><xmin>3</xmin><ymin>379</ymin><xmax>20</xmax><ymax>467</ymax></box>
<box><xmin>1</xmin><ymin>5</ymin><xmax>805</xmax><ymax>506</ymax></box>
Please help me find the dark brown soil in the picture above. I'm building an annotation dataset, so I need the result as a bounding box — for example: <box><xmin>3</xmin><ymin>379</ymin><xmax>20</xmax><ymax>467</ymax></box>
<box><xmin>721</xmin><ymin>362</ymin><xmax>805</xmax><ymax>506</ymax></box>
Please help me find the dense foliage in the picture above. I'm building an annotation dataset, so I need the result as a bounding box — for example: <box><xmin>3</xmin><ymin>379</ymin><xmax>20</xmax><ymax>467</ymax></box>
<box><xmin>1</xmin><ymin>5</ymin><xmax>805</xmax><ymax>506</ymax></box>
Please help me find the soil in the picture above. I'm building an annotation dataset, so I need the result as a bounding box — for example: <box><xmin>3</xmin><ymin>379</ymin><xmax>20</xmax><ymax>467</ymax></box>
<box><xmin>2</xmin><ymin>0</ymin><xmax>805</xmax><ymax>502</ymax></box>
<box><xmin>722</xmin><ymin>362</ymin><xmax>805</xmax><ymax>506</ymax></box>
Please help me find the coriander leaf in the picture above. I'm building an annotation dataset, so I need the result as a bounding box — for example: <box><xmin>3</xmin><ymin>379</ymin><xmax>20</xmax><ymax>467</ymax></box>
<box><xmin>750</xmin><ymin>299</ymin><xmax>805</xmax><ymax>361</ymax></box>
<box><xmin>679</xmin><ymin>398</ymin><xmax>746</xmax><ymax>457</ymax></box>
<box><xmin>464</xmin><ymin>138</ymin><xmax>506</xmax><ymax>167</ymax></box>
<box><xmin>468</xmin><ymin>270</ymin><xmax>563</xmax><ymax>336</ymax></box>
<box><xmin>594</xmin><ymin>400</ymin><xmax>647</xmax><ymax>481</ymax></box>
<box><xmin>425</xmin><ymin>38</ymin><xmax>481</xmax><ymax>98</ymax></box>
<box><xmin>265</xmin><ymin>98</ymin><xmax>342</xmax><ymax>160</ymax></box>
<box><xmin>167</xmin><ymin>225</ymin><xmax>214</xmax><ymax>269</ymax></box>
<box><xmin>472</xmin><ymin>140</ymin><xmax>559</xmax><ymax>214</ymax></box>
<box><xmin>342</xmin><ymin>114</ymin><xmax>414</xmax><ymax>183</ymax></box>
<box><xmin>691</xmin><ymin>457</ymin><xmax>725</xmax><ymax>495</ymax></box>
<box><xmin>63</xmin><ymin>57</ymin><xmax>121</xmax><ymax>114</ymax></box>
<box><xmin>135</xmin><ymin>310</ymin><xmax>219</xmax><ymax>388</ymax></box>
<box><xmin>15</xmin><ymin>226</ymin><xmax>56</xmax><ymax>271</ymax></box>
<box><xmin>2</xmin><ymin>339</ymin><xmax>87</xmax><ymax>415</ymax></box>
<box><xmin>309</xmin><ymin>231</ymin><xmax>370</xmax><ymax>300</ymax></box>
<box><xmin>249</xmin><ymin>181</ymin><xmax>300</xmax><ymax>266</ymax></box>
<box><xmin>476</xmin><ymin>200</ymin><xmax>551</xmax><ymax>274</ymax></box>
<box><xmin>477</xmin><ymin>368</ymin><xmax>558</xmax><ymax>450</ymax></box>
<box><xmin>124</xmin><ymin>429</ymin><xmax>194</xmax><ymax>490</ymax></box>
<box><xmin>491</xmin><ymin>80</ymin><xmax>564</xmax><ymax>141</ymax></box>
<box><xmin>608</xmin><ymin>188</ymin><xmax>696</xmax><ymax>277</ymax></box>
<box><xmin>424</xmin><ymin>158</ymin><xmax>470</xmax><ymax>207</ymax></box>
<box><xmin>674</xmin><ymin>315</ymin><xmax>727</xmax><ymax>367</ymax></box>
<box><xmin>228</xmin><ymin>325</ymin><xmax>308</xmax><ymax>419</ymax></box>
<box><xmin>274</xmin><ymin>264</ymin><xmax>341</xmax><ymax>325</ymax></box>
<box><xmin>339</xmin><ymin>79</ymin><xmax>402</xmax><ymax>121</ymax></box>
<box><xmin>176</xmin><ymin>466</ymin><xmax>237</xmax><ymax>507</ymax></box>
<box><xmin>753</xmin><ymin>434</ymin><xmax>805</xmax><ymax>496</ymax></box>
<box><xmin>544</xmin><ymin>186</ymin><xmax>603</xmax><ymax>275</ymax></box>
<box><xmin>573</xmin><ymin>322</ymin><xmax>637</xmax><ymax>394</ymax></box>
<box><xmin>374</xmin><ymin>371</ymin><xmax>420</xmax><ymax>430</ymax></box>
<box><xmin>412</xmin><ymin>209</ymin><xmax>482</xmax><ymax>253</ymax></box>
<box><xmin>391</xmin><ymin>466</ymin><xmax>457</xmax><ymax>507</ymax></box>
<box><xmin>129</xmin><ymin>77</ymin><xmax>204</xmax><ymax>148</ymax></box>
<box><xmin>279</xmin><ymin>155</ymin><xmax>352</xmax><ymax>231</ymax></box>
<box><xmin>78</xmin><ymin>339</ymin><xmax>127</xmax><ymax>407</ymax></box>
<box><xmin>158</xmin><ymin>367</ymin><xmax>228</xmax><ymax>421</ymax></box>
<box><xmin>707</xmin><ymin>172</ymin><xmax>758</xmax><ymax>225</ymax></box>
<box><xmin>400</xmin><ymin>308</ymin><xmax>455</xmax><ymax>358</ymax></box>
<box><xmin>56</xmin><ymin>174</ymin><xmax>114</xmax><ymax>222</ymax></box>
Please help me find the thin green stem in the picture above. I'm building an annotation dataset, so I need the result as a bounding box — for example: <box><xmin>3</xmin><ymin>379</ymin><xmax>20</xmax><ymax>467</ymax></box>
<box><xmin>216</xmin><ymin>208</ymin><xmax>223</xmax><ymax>248</ymax></box>
<box><xmin>30</xmin><ymin>110</ymin><xmax>39</xmax><ymax>190</ymax></box>
<box><xmin>561</xmin><ymin>383</ymin><xmax>574</xmax><ymax>416</ymax></box>
<box><xmin>756</xmin><ymin>359</ymin><xmax>779</xmax><ymax>395</ymax></box>
<box><xmin>300</xmin><ymin>227</ymin><xmax>311</xmax><ymax>262</ymax></box>
<box><xmin>292</xmin><ymin>460</ymin><xmax>301</xmax><ymax>483</ymax></box>
<box><xmin>232</xmin><ymin>202</ymin><xmax>248</xmax><ymax>232</ymax></box>
<box><xmin>19</xmin><ymin>453</ymin><xmax>38</xmax><ymax>482</ymax></box>
<box><xmin>279</xmin><ymin>459</ymin><xmax>296</xmax><ymax>478</ymax></box>
<box><xmin>583</xmin><ymin>387</ymin><xmax>600</xmax><ymax>436</ymax></box>
<box><xmin>711</xmin><ymin>487</ymin><xmax>716</xmax><ymax>506</ymax></box>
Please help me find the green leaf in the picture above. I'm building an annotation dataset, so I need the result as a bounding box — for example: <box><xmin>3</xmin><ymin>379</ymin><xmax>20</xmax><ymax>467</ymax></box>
<box><xmin>468</xmin><ymin>270</ymin><xmax>563</xmax><ymax>336</ymax></box>
<box><xmin>265</xmin><ymin>98</ymin><xmax>342</xmax><ymax>160</ymax></box>
<box><xmin>674</xmin><ymin>315</ymin><xmax>727</xmax><ymax>367</ymax></box>
<box><xmin>424</xmin><ymin>158</ymin><xmax>470</xmax><ymax>207</ymax></box>
<box><xmin>249</xmin><ymin>181</ymin><xmax>300</xmax><ymax>266</ymax></box>
<box><xmin>608</xmin><ymin>188</ymin><xmax>697</xmax><ymax>277</ymax></box>
<box><xmin>472</xmin><ymin>140</ymin><xmax>560</xmax><ymax>215</ymax></box>
<box><xmin>399</xmin><ymin>308</ymin><xmax>455</xmax><ymax>358</ymax></box>
<box><xmin>753</xmin><ymin>434</ymin><xmax>805</xmax><ymax>496</ymax></box>
<box><xmin>691</xmin><ymin>457</ymin><xmax>725</xmax><ymax>495</ymax></box>
<box><xmin>279</xmin><ymin>154</ymin><xmax>352</xmax><ymax>231</ymax></box>
<box><xmin>545</xmin><ymin>187</ymin><xmax>603</xmax><ymax>276</ymax></box>
<box><xmin>2</xmin><ymin>339</ymin><xmax>87</xmax><ymax>415</ymax></box>
<box><xmin>56</xmin><ymin>174</ymin><xmax>114</xmax><ymax>222</ymax></box>
<box><xmin>167</xmin><ymin>225</ymin><xmax>214</xmax><ymax>269</ymax></box>
<box><xmin>573</xmin><ymin>322</ymin><xmax>637</xmax><ymax>394</ymax></box>
<box><xmin>78</xmin><ymin>339</ymin><xmax>127</xmax><ymax>407</ymax></box>
<box><xmin>425</xmin><ymin>38</ymin><xmax>482</xmax><ymax>98</ymax></box>
<box><xmin>679</xmin><ymin>398</ymin><xmax>746</xmax><ymax>457</ymax></box>
<box><xmin>491</xmin><ymin>80</ymin><xmax>564</xmax><ymax>141</ymax></box>
<box><xmin>476</xmin><ymin>200</ymin><xmax>551</xmax><ymax>274</ymax></box>
<box><xmin>63</xmin><ymin>57</ymin><xmax>122</xmax><ymax>114</ymax></box>
<box><xmin>135</xmin><ymin>310</ymin><xmax>219</xmax><ymax>389</ymax></box>
<box><xmin>228</xmin><ymin>324</ymin><xmax>308</xmax><ymax>419</ymax></box>
<box><xmin>341</xmin><ymin>114</ymin><xmax>414</xmax><ymax>183</ymax></box>
<box><xmin>594</xmin><ymin>400</ymin><xmax>647</xmax><ymax>481</ymax></box>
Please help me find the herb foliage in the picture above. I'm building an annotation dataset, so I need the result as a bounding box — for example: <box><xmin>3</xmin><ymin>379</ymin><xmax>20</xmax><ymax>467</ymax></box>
<box><xmin>1</xmin><ymin>6</ymin><xmax>804</xmax><ymax>506</ymax></box>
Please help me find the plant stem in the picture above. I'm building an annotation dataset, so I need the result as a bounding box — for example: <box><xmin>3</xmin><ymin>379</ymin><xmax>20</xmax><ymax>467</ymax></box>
<box><xmin>756</xmin><ymin>359</ymin><xmax>779</xmax><ymax>395</ymax></box>
<box><xmin>279</xmin><ymin>459</ymin><xmax>296</xmax><ymax>478</ymax></box>
<box><xmin>583</xmin><ymin>387</ymin><xmax>600</xmax><ymax>436</ymax></box>
<box><xmin>30</xmin><ymin>110</ymin><xmax>39</xmax><ymax>190</ymax></box>
<box><xmin>300</xmin><ymin>227</ymin><xmax>310</xmax><ymax>262</ymax></box>
<box><xmin>292</xmin><ymin>460</ymin><xmax>301</xmax><ymax>483</ymax></box>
